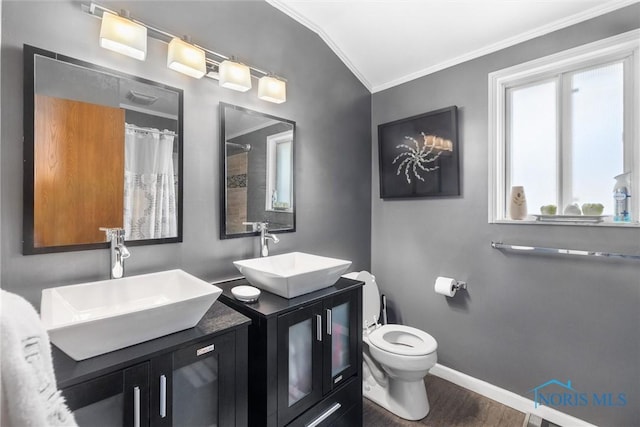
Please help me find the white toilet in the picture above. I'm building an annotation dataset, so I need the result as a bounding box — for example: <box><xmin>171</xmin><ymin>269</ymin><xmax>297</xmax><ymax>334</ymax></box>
<box><xmin>344</xmin><ymin>271</ymin><xmax>438</xmax><ymax>421</ymax></box>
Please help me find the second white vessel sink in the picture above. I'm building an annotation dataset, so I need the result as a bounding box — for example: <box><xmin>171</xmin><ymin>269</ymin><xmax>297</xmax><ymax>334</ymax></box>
<box><xmin>40</xmin><ymin>269</ymin><xmax>222</xmax><ymax>361</ymax></box>
<box><xmin>233</xmin><ymin>252</ymin><xmax>352</xmax><ymax>298</ymax></box>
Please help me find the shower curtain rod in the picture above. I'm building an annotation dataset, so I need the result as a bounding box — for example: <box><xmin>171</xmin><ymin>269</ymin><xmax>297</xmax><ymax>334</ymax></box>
<box><xmin>125</xmin><ymin>124</ymin><xmax>177</xmax><ymax>137</ymax></box>
<box><xmin>226</xmin><ymin>142</ymin><xmax>251</xmax><ymax>151</ymax></box>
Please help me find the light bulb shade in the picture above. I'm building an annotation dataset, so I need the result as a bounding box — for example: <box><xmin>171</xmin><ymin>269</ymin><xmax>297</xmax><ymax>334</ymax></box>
<box><xmin>258</xmin><ymin>75</ymin><xmax>286</xmax><ymax>104</ymax></box>
<box><xmin>99</xmin><ymin>11</ymin><xmax>147</xmax><ymax>61</ymax></box>
<box><xmin>167</xmin><ymin>37</ymin><xmax>206</xmax><ymax>79</ymax></box>
<box><xmin>219</xmin><ymin>60</ymin><xmax>252</xmax><ymax>92</ymax></box>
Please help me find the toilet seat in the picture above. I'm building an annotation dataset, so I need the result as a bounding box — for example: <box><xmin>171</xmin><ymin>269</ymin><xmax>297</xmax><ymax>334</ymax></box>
<box><xmin>368</xmin><ymin>324</ymin><xmax>437</xmax><ymax>357</ymax></box>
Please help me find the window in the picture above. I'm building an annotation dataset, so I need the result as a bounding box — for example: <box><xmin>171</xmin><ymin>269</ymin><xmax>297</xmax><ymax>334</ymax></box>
<box><xmin>489</xmin><ymin>30</ymin><xmax>639</xmax><ymax>225</ymax></box>
<box><xmin>266</xmin><ymin>130</ymin><xmax>294</xmax><ymax>212</ymax></box>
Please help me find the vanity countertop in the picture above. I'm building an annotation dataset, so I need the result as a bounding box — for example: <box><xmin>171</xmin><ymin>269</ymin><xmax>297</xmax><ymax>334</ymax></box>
<box><xmin>52</xmin><ymin>300</ymin><xmax>250</xmax><ymax>389</ymax></box>
<box><xmin>217</xmin><ymin>276</ymin><xmax>363</xmax><ymax>318</ymax></box>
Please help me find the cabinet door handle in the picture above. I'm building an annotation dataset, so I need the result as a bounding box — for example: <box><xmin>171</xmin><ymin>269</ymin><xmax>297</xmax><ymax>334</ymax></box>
<box><xmin>305</xmin><ymin>402</ymin><xmax>341</xmax><ymax>427</ymax></box>
<box><xmin>326</xmin><ymin>309</ymin><xmax>332</xmax><ymax>336</ymax></box>
<box><xmin>133</xmin><ymin>386</ymin><xmax>140</xmax><ymax>427</ymax></box>
<box><xmin>160</xmin><ymin>374</ymin><xmax>167</xmax><ymax>418</ymax></box>
<box><xmin>316</xmin><ymin>314</ymin><xmax>322</xmax><ymax>342</ymax></box>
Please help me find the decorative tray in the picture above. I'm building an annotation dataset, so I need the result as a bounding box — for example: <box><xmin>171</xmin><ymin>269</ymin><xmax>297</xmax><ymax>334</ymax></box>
<box><xmin>533</xmin><ymin>214</ymin><xmax>606</xmax><ymax>223</ymax></box>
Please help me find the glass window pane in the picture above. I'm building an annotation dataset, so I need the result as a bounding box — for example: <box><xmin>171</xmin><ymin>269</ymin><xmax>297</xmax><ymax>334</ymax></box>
<box><xmin>331</xmin><ymin>302</ymin><xmax>350</xmax><ymax>376</ymax></box>
<box><xmin>570</xmin><ymin>62</ymin><xmax>624</xmax><ymax>214</ymax></box>
<box><xmin>275</xmin><ymin>140</ymin><xmax>292</xmax><ymax>206</ymax></box>
<box><xmin>173</xmin><ymin>356</ymin><xmax>219</xmax><ymax>426</ymax></box>
<box><xmin>508</xmin><ymin>80</ymin><xmax>558</xmax><ymax>215</ymax></box>
<box><xmin>288</xmin><ymin>318</ymin><xmax>312</xmax><ymax>406</ymax></box>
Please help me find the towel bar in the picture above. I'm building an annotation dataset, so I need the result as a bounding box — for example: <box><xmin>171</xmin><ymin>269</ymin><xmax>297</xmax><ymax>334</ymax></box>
<box><xmin>491</xmin><ymin>241</ymin><xmax>640</xmax><ymax>260</ymax></box>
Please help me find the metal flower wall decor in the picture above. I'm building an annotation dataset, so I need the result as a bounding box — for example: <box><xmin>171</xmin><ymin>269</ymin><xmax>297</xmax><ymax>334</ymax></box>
<box><xmin>378</xmin><ymin>106</ymin><xmax>460</xmax><ymax>198</ymax></box>
<box><xmin>392</xmin><ymin>133</ymin><xmax>453</xmax><ymax>184</ymax></box>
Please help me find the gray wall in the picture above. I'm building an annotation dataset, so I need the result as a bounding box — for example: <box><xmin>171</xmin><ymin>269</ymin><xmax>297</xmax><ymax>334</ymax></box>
<box><xmin>371</xmin><ymin>5</ymin><xmax>639</xmax><ymax>426</ymax></box>
<box><xmin>1</xmin><ymin>1</ymin><xmax>371</xmax><ymax>305</ymax></box>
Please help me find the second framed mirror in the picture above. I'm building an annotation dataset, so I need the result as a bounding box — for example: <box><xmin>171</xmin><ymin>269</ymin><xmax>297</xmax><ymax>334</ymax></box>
<box><xmin>220</xmin><ymin>103</ymin><xmax>295</xmax><ymax>239</ymax></box>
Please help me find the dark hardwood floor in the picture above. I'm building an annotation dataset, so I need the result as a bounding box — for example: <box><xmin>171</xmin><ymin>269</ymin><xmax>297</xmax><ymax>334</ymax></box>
<box><xmin>363</xmin><ymin>375</ymin><xmax>526</xmax><ymax>427</ymax></box>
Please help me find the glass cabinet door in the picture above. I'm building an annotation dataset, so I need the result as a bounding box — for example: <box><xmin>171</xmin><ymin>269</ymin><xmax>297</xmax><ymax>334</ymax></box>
<box><xmin>151</xmin><ymin>333</ymin><xmax>236</xmax><ymax>427</ymax></box>
<box><xmin>288</xmin><ymin>318</ymin><xmax>313</xmax><ymax>406</ymax></box>
<box><xmin>63</xmin><ymin>363</ymin><xmax>149</xmax><ymax>427</ymax></box>
<box><xmin>173</xmin><ymin>353</ymin><xmax>219</xmax><ymax>425</ymax></box>
<box><xmin>277</xmin><ymin>302</ymin><xmax>323</xmax><ymax>426</ymax></box>
<box><xmin>323</xmin><ymin>290</ymin><xmax>360</xmax><ymax>394</ymax></box>
<box><xmin>330</xmin><ymin>301</ymin><xmax>351</xmax><ymax>377</ymax></box>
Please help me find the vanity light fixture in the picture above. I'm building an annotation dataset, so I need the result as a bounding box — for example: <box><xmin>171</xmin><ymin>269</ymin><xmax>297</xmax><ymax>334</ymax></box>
<box><xmin>258</xmin><ymin>75</ymin><xmax>287</xmax><ymax>104</ymax></box>
<box><xmin>219</xmin><ymin>58</ymin><xmax>252</xmax><ymax>92</ymax></box>
<box><xmin>86</xmin><ymin>2</ymin><xmax>287</xmax><ymax>102</ymax></box>
<box><xmin>167</xmin><ymin>36</ymin><xmax>207</xmax><ymax>79</ymax></box>
<box><xmin>99</xmin><ymin>10</ymin><xmax>147</xmax><ymax>61</ymax></box>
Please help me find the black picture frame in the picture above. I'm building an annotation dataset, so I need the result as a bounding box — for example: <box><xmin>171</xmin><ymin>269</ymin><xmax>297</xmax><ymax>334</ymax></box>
<box><xmin>378</xmin><ymin>106</ymin><xmax>459</xmax><ymax>199</ymax></box>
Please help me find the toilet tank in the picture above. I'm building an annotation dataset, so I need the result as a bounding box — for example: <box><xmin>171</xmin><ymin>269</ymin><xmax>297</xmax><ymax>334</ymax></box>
<box><xmin>343</xmin><ymin>271</ymin><xmax>380</xmax><ymax>327</ymax></box>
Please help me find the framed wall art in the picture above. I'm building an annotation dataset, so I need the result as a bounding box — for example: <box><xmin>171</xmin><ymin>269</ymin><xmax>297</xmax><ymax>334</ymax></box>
<box><xmin>378</xmin><ymin>106</ymin><xmax>459</xmax><ymax>199</ymax></box>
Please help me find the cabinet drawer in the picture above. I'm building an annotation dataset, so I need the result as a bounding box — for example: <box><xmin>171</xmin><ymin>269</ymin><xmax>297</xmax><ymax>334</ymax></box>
<box><xmin>287</xmin><ymin>378</ymin><xmax>360</xmax><ymax>427</ymax></box>
<box><xmin>331</xmin><ymin>403</ymin><xmax>362</xmax><ymax>427</ymax></box>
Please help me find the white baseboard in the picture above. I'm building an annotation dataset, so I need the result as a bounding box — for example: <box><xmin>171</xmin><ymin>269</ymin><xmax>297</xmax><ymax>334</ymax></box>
<box><xmin>430</xmin><ymin>364</ymin><xmax>598</xmax><ymax>427</ymax></box>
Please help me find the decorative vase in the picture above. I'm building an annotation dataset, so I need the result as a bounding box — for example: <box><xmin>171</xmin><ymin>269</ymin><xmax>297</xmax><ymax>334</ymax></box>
<box><xmin>509</xmin><ymin>186</ymin><xmax>528</xmax><ymax>220</ymax></box>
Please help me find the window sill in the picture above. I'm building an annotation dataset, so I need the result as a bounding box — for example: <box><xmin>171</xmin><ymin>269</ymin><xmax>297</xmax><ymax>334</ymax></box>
<box><xmin>491</xmin><ymin>219</ymin><xmax>639</xmax><ymax>227</ymax></box>
<box><xmin>265</xmin><ymin>208</ymin><xmax>293</xmax><ymax>214</ymax></box>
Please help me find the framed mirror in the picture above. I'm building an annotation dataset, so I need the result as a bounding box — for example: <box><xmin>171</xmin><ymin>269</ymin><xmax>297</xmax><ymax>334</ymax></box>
<box><xmin>220</xmin><ymin>103</ymin><xmax>295</xmax><ymax>239</ymax></box>
<box><xmin>23</xmin><ymin>45</ymin><xmax>183</xmax><ymax>254</ymax></box>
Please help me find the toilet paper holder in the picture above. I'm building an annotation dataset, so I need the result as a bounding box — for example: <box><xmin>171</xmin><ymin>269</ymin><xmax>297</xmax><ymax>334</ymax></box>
<box><xmin>453</xmin><ymin>281</ymin><xmax>467</xmax><ymax>291</ymax></box>
<box><xmin>435</xmin><ymin>276</ymin><xmax>468</xmax><ymax>297</ymax></box>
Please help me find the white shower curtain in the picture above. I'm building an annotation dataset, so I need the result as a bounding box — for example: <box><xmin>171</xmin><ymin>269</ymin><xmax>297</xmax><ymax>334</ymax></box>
<box><xmin>123</xmin><ymin>124</ymin><xmax>177</xmax><ymax>240</ymax></box>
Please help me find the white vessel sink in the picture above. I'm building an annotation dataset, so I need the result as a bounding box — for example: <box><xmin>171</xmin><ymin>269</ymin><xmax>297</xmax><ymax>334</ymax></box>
<box><xmin>40</xmin><ymin>269</ymin><xmax>222</xmax><ymax>361</ymax></box>
<box><xmin>233</xmin><ymin>252</ymin><xmax>352</xmax><ymax>299</ymax></box>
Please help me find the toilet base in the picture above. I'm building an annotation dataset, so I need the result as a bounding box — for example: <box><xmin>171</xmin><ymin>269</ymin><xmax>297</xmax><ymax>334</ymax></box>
<box><xmin>363</xmin><ymin>374</ymin><xmax>430</xmax><ymax>421</ymax></box>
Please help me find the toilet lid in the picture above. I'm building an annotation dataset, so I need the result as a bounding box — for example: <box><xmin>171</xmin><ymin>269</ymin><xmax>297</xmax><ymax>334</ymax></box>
<box><xmin>343</xmin><ymin>271</ymin><xmax>380</xmax><ymax>327</ymax></box>
<box><xmin>357</xmin><ymin>271</ymin><xmax>381</xmax><ymax>327</ymax></box>
<box><xmin>368</xmin><ymin>324</ymin><xmax>437</xmax><ymax>356</ymax></box>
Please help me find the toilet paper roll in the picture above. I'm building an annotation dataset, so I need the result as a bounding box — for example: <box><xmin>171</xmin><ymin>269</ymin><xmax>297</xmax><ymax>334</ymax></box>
<box><xmin>434</xmin><ymin>276</ymin><xmax>457</xmax><ymax>297</ymax></box>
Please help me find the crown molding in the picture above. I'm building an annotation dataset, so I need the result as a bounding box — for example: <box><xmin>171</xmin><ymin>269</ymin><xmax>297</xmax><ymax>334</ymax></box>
<box><xmin>267</xmin><ymin>0</ymin><xmax>639</xmax><ymax>94</ymax></box>
<box><xmin>372</xmin><ymin>0</ymin><xmax>640</xmax><ymax>92</ymax></box>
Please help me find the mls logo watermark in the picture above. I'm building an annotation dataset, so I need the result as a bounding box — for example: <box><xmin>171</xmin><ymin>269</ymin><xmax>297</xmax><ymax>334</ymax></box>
<box><xmin>529</xmin><ymin>379</ymin><xmax>627</xmax><ymax>408</ymax></box>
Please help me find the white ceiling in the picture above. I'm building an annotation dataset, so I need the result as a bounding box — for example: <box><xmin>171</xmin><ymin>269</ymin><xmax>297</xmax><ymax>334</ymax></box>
<box><xmin>266</xmin><ymin>0</ymin><xmax>638</xmax><ymax>92</ymax></box>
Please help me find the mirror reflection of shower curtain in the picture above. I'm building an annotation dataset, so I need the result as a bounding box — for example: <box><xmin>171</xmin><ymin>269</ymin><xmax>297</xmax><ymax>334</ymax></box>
<box><xmin>124</xmin><ymin>125</ymin><xmax>177</xmax><ymax>240</ymax></box>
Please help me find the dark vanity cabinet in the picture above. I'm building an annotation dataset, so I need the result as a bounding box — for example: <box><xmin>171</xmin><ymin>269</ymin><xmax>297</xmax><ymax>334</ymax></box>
<box><xmin>53</xmin><ymin>302</ymin><xmax>250</xmax><ymax>427</ymax></box>
<box><xmin>63</xmin><ymin>362</ymin><xmax>150</xmax><ymax>427</ymax></box>
<box><xmin>151</xmin><ymin>333</ymin><xmax>238</xmax><ymax>426</ymax></box>
<box><xmin>218</xmin><ymin>277</ymin><xmax>363</xmax><ymax>427</ymax></box>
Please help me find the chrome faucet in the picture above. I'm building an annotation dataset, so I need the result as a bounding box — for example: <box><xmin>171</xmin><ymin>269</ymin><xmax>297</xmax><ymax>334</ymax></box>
<box><xmin>100</xmin><ymin>227</ymin><xmax>130</xmax><ymax>279</ymax></box>
<box><xmin>243</xmin><ymin>221</ymin><xmax>280</xmax><ymax>257</ymax></box>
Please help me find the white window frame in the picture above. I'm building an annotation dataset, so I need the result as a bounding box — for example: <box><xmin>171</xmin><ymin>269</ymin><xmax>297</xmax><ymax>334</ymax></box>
<box><xmin>265</xmin><ymin>130</ymin><xmax>294</xmax><ymax>213</ymax></box>
<box><xmin>488</xmin><ymin>29</ymin><xmax>640</xmax><ymax>226</ymax></box>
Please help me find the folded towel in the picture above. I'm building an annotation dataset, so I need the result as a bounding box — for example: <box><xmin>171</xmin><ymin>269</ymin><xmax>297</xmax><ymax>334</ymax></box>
<box><xmin>0</xmin><ymin>290</ymin><xmax>77</xmax><ymax>427</ymax></box>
